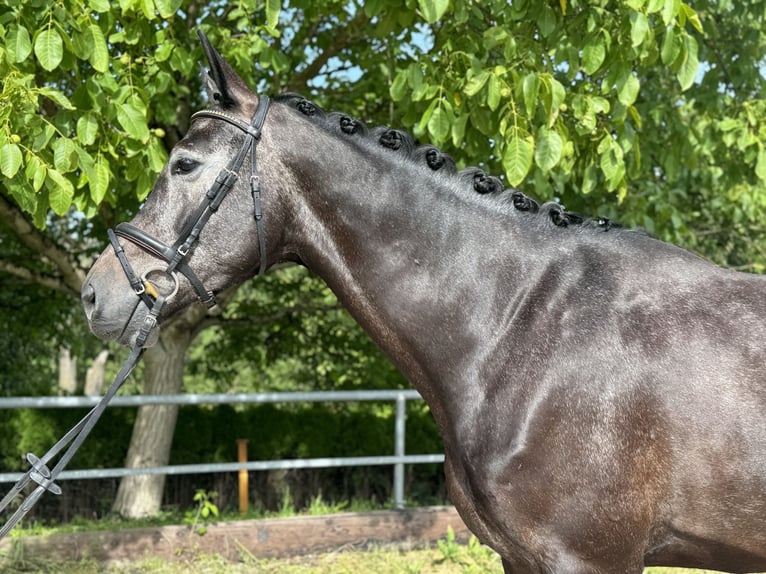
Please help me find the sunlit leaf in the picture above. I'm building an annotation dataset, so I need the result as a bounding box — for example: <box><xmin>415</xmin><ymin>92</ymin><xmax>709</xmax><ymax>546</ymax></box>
<box><xmin>46</xmin><ymin>169</ymin><xmax>74</xmax><ymax>215</ymax></box>
<box><xmin>154</xmin><ymin>0</ymin><xmax>182</xmax><ymax>18</ymax></box>
<box><xmin>53</xmin><ymin>138</ymin><xmax>77</xmax><ymax>173</ymax></box>
<box><xmin>661</xmin><ymin>25</ymin><xmax>680</xmax><ymax>65</ymax></box>
<box><xmin>535</xmin><ymin>128</ymin><xmax>563</xmax><ymax>173</ymax></box>
<box><xmin>662</xmin><ymin>0</ymin><xmax>681</xmax><ymax>26</ymax></box>
<box><xmin>487</xmin><ymin>74</ymin><xmax>502</xmax><ymax>111</ymax></box>
<box><xmin>503</xmin><ymin>130</ymin><xmax>534</xmax><ymax>186</ymax></box>
<box><xmin>7</xmin><ymin>26</ymin><xmax>32</xmax><ymax>63</ymax></box>
<box><xmin>582</xmin><ymin>35</ymin><xmax>606</xmax><ymax>75</ymax></box>
<box><xmin>631</xmin><ymin>12</ymin><xmax>649</xmax><ymax>47</ymax></box>
<box><xmin>89</xmin><ymin>160</ymin><xmax>110</xmax><ymax>204</ymax></box>
<box><xmin>522</xmin><ymin>72</ymin><xmax>539</xmax><ymax>117</ymax></box>
<box><xmin>617</xmin><ymin>73</ymin><xmax>640</xmax><ymax>106</ymax></box>
<box><xmin>266</xmin><ymin>0</ymin><xmax>281</xmax><ymax>28</ymax></box>
<box><xmin>428</xmin><ymin>106</ymin><xmax>450</xmax><ymax>143</ymax></box>
<box><xmin>34</xmin><ymin>28</ymin><xmax>63</xmax><ymax>71</ymax></box>
<box><xmin>755</xmin><ymin>147</ymin><xmax>766</xmax><ymax>181</ymax></box>
<box><xmin>390</xmin><ymin>71</ymin><xmax>408</xmax><ymax>102</ymax></box>
<box><xmin>77</xmin><ymin>113</ymin><xmax>99</xmax><ymax>146</ymax></box>
<box><xmin>0</xmin><ymin>144</ymin><xmax>23</xmax><ymax>178</ymax></box>
<box><xmin>419</xmin><ymin>0</ymin><xmax>449</xmax><ymax>23</ymax></box>
<box><xmin>25</xmin><ymin>156</ymin><xmax>47</xmax><ymax>192</ymax></box>
<box><xmin>464</xmin><ymin>71</ymin><xmax>489</xmax><ymax>97</ymax></box>
<box><xmin>38</xmin><ymin>87</ymin><xmax>74</xmax><ymax>110</ymax></box>
<box><xmin>88</xmin><ymin>24</ymin><xmax>109</xmax><ymax>72</ymax></box>
<box><xmin>117</xmin><ymin>99</ymin><xmax>151</xmax><ymax>142</ymax></box>
<box><xmin>676</xmin><ymin>33</ymin><xmax>699</xmax><ymax>91</ymax></box>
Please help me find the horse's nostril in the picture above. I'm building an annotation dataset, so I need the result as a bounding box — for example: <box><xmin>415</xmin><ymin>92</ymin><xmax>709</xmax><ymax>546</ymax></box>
<box><xmin>81</xmin><ymin>282</ymin><xmax>96</xmax><ymax>311</ymax></box>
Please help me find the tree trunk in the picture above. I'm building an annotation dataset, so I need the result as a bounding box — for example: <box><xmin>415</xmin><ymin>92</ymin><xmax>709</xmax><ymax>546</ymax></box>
<box><xmin>111</xmin><ymin>306</ymin><xmax>206</xmax><ymax>518</ymax></box>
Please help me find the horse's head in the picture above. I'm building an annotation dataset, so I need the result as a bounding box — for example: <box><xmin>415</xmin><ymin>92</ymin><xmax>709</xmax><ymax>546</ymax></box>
<box><xmin>82</xmin><ymin>32</ymin><xmax>281</xmax><ymax>347</ymax></box>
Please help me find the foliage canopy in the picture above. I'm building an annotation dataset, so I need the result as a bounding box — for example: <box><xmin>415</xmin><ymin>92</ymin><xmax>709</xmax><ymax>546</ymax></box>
<box><xmin>0</xmin><ymin>0</ymin><xmax>765</xmax><ymax>389</ymax></box>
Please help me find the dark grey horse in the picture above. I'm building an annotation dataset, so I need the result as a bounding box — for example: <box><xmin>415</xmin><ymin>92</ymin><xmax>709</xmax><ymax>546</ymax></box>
<box><xmin>81</xmin><ymin>33</ymin><xmax>766</xmax><ymax>573</ymax></box>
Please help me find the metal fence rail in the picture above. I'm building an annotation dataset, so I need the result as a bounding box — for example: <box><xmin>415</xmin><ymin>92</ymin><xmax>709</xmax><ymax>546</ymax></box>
<box><xmin>0</xmin><ymin>390</ymin><xmax>444</xmax><ymax>509</ymax></box>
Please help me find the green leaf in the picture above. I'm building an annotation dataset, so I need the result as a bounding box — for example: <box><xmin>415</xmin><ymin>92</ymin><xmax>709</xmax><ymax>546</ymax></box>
<box><xmin>646</xmin><ymin>0</ymin><xmax>664</xmax><ymax>12</ymax></box>
<box><xmin>662</xmin><ymin>0</ymin><xmax>681</xmax><ymax>26</ymax></box>
<box><xmin>503</xmin><ymin>130</ymin><xmax>534</xmax><ymax>186</ymax></box>
<box><xmin>680</xmin><ymin>3</ymin><xmax>703</xmax><ymax>33</ymax></box>
<box><xmin>418</xmin><ymin>98</ymin><xmax>438</xmax><ymax>133</ymax></box>
<box><xmin>599</xmin><ymin>137</ymin><xmax>625</xmax><ymax>191</ymax></box>
<box><xmin>535</xmin><ymin>128</ymin><xmax>563</xmax><ymax>173</ymax></box>
<box><xmin>364</xmin><ymin>0</ymin><xmax>384</xmax><ymax>17</ymax></box>
<box><xmin>540</xmin><ymin>74</ymin><xmax>566</xmax><ymax>128</ymax></box>
<box><xmin>756</xmin><ymin>147</ymin><xmax>766</xmax><ymax>181</ymax></box>
<box><xmin>617</xmin><ymin>73</ymin><xmax>640</xmax><ymax>106</ymax></box>
<box><xmin>487</xmin><ymin>74</ymin><xmax>502</xmax><ymax>111</ymax></box>
<box><xmin>266</xmin><ymin>0</ymin><xmax>281</xmax><ymax>28</ymax></box>
<box><xmin>464</xmin><ymin>71</ymin><xmax>489</xmax><ymax>97</ymax></box>
<box><xmin>77</xmin><ymin>113</ymin><xmax>99</xmax><ymax>146</ymax></box>
<box><xmin>427</xmin><ymin>106</ymin><xmax>450</xmax><ymax>143</ymax></box>
<box><xmin>676</xmin><ymin>33</ymin><xmax>698</xmax><ymax>91</ymax></box>
<box><xmin>25</xmin><ymin>156</ymin><xmax>48</xmax><ymax>192</ymax></box>
<box><xmin>117</xmin><ymin>99</ymin><xmax>151</xmax><ymax>142</ymax></box>
<box><xmin>154</xmin><ymin>0</ymin><xmax>182</xmax><ymax>18</ymax></box>
<box><xmin>140</xmin><ymin>0</ymin><xmax>156</xmax><ymax>20</ymax></box>
<box><xmin>419</xmin><ymin>0</ymin><xmax>449</xmax><ymax>23</ymax></box>
<box><xmin>581</xmin><ymin>163</ymin><xmax>598</xmax><ymax>194</ymax></box>
<box><xmin>88</xmin><ymin>24</ymin><xmax>109</xmax><ymax>72</ymax></box>
<box><xmin>0</xmin><ymin>144</ymin><xmax>23</xmax><ymax>178</ymax></box>
<box><xmin>46</xmin><ymin>169</ymin><xmax>75</xmax><ymax>215</ymax></box>
<box><xmin>631</xmin><ymin>12</ymin><xmax>649</xmax><ymax>47</ymax></box>
<box><xmin>451</xmin><ymin>114</ymin><xmax>469</xmax><ymax>148</ymax></box>
<box><xmin>536</xmin><ymin>4</ymin><xmax>557</xmax><ymax>37</ymax></box>
<box><xmin>522</xmin><ymin>72</ymin><xmax>539</xmax><ymax>117</ymax></box>
<box><xmin>34</xmin><ymin>28</ymin><xmax>63</xmax><ymax>71</ymax></box>
<box><xmin>7</xmin><ymin>26</ymin><xmax>32</xmax><ymax>63</ymax></box>
<box><xmin>407</xmin><ymin>63</ymin><xmax>424</xmax><ymax>93</ymax></box>
<box><xmin>38</xmin><ymin>87</ymin><xmax>75</xmax><ymax>110</ymax></box>
<box><xmin>155</xmin><ymin>42</ymin><xmax>173</xmax><ymax>62</ymax></box>
<box><xmin>89</xmin><ymin>0</ymin><xmax>110</xmax><ymax>11</ymax></box>
<box><xmin>390</xmin><ymin>71</ymin><xmax>408</xmax><ymax>102</ymax></box>
<box><xmin>146</xmin><ymin>137</ymin><xmax>168</xmax><ymax>173</ymax></box>
<box><xmin>661</xmin><ymin>25</ymin><xmax>680</xmax><ymax>65</ymax></box>
<box><xmin>89</xmin><ymin>160</ymin><xmax>110</xmax><ymax>204</ymax></box>
<box><xmin>582</xmin><ymin>35</ymin><xmax>606</xmax><ymax>75</ymax></box>
<box><xmin>53</xmin><ymin>138</ymin><xmax>78</xmax><ymax>173</ymax></box>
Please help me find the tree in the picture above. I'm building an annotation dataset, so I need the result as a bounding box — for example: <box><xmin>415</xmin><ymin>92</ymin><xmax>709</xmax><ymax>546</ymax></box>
<box><xmin>1</xmin><ymin>0</ymin><xmax>764</xmax><ymax>517</ymax></box>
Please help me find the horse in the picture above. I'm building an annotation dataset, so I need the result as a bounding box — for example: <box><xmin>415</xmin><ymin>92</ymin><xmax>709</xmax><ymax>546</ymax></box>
<box><xmin>81</xmin><ymin>31</ymin><xmax>766</xmax><ymax>573</ymax></box>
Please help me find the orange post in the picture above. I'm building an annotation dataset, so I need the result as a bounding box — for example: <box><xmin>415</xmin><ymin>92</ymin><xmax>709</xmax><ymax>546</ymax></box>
<box><xmin>236</xmin><ymin>439</ymin><xmax>249</xmax><ymax>516</ymax></box>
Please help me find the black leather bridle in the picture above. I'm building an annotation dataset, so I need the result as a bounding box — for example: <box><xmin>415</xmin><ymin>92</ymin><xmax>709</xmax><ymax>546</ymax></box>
<box><xmin>110</xmin><ymin>95</ymin><xmax>272</xmax><ymax>313</ymax></box>
<box><xmin>0</xmin><ymin>96</ymin><xmax>271</xmax><ymax>540</ymax></box>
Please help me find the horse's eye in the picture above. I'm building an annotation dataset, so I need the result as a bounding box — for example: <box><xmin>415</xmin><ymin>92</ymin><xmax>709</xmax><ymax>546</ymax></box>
<box><xmin>172</xmin><ymin>157</ymin><xmax>199</xmax><ymax>175</ymax></box>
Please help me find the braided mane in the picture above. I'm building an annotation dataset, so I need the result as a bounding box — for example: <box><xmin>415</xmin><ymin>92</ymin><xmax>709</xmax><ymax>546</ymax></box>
<box><xmin>275</xmin><ymin>93</ymin><xmax>620</xmax><ymax>233</ymax></box>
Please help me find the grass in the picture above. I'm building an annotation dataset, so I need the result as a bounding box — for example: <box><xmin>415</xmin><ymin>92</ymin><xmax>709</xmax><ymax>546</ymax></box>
<box><xmin>0</xmin><ymin>547</ymin><xmax>751</xmax><ymax>574</ymax></box>
<box><xmin>1</xmin><ymin>496</ymin><xmax>760</xmax><ymax>573</ymax></box>
<box><xmin>0</xmin><ymin>533</ymin><xmax>756</xmax><ymax>573</ymax></box>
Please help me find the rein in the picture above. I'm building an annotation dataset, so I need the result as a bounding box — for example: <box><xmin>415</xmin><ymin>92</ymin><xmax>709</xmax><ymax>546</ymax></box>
<box><xmin>0</xmin><ymin>96</ymin><xmax>271</xmax><ymax>539</ymax></box>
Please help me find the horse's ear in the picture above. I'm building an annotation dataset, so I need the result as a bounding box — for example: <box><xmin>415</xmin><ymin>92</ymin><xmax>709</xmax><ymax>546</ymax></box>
<box><xmin>197</xmin><ymin>29</ymin><xmax>252</xmax><ymax>109</ymax></box>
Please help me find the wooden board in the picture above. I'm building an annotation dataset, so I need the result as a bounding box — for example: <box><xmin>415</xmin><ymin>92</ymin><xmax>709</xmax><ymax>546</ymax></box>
<box><xmin>0</xmin><ymin>506</ymin><xmax>470</xmax><ymax>563</ymax></box>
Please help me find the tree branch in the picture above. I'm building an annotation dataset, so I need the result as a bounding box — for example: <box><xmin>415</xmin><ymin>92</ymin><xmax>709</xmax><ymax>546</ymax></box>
<box><xmin>0</xmin><ymin>260</ymin><xmax>75</xmax><ymax>295</ymax></box>
<box><xmin>0</xmin><ymin>193</ymin><xmax>85</xmax><ymax>296</ymax></box>
<box><xmin>285</xmin><ymin>9</ymin><xmax>370</xmax><ymax>93</ymax></box>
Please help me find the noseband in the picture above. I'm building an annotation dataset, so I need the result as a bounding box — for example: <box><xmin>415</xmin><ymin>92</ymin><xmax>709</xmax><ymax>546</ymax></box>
<box><xmin>110</xmin><ymin>95</ymin><xmax>271</xmax><ymax>316</ymax></box>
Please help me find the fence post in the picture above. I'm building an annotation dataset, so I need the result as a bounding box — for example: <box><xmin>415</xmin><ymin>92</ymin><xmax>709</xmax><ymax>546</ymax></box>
<box><xmin>393</xmin><ymin>393</ymin><xmax>406</xmax><ymax>510</ymax></box>
<box><xmin>236</xmin><ymin>439</ymin><xmax>249</xmax><ymax>516</ymax></box>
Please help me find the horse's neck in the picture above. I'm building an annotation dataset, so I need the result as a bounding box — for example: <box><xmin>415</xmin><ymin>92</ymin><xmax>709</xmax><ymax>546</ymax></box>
<box><xmin>279</xmin><ymin>134</ymin><xmax>538</xmax><ymax>435</ymax></box>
